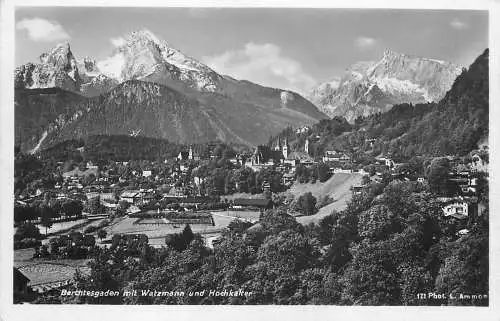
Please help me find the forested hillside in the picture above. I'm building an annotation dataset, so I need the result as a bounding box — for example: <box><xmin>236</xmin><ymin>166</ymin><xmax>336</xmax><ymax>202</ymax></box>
<box><xmin>39</xmin><ymin>135</ymin><xmax>183</xmax><ymax>162</ymax></box>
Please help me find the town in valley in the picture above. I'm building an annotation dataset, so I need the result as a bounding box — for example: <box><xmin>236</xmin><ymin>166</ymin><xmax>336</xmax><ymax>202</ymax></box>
<box><xmin>11</xmin><ymin>8</ymin><xmax>489</xmax><ymax>306</ymax></box>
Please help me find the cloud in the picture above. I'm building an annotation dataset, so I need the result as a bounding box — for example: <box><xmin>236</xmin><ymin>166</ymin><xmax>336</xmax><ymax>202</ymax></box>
<box><xmin>450</xmin><ymin>18</ymin><xmax>468</xmax><ymax>30</ymax></box>
<box><xmin>16</xmin><ymin>18</ymin><xmax>70</xmax><ymax>42</ymax></box>
<box><xmin>355</xmin><ymin>36</ymin><xmax>376</xmax><ymax>49</ymax></box>
<box><xmin>202</xmin><ymin>42</ymin><xmax>316</xmax><ymax>95</ymax></box>
<box><xmin>110</xmin><ymin>36</ymin><xmax>125</xmax><ymax>47</ymax></box>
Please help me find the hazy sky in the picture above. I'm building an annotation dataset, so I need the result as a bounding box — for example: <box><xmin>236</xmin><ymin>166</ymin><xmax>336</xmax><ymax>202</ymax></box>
<box><xmin>15</xmin><ymin>7</ymin><xmax>488</xmax><ymax>95</ymax></box>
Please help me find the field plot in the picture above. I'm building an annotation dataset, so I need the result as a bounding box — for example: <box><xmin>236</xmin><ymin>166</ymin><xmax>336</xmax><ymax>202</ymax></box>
<box><xmin>72</xmin><ymin>218</ymin><xmax>105</xmax><ymax>233</ymax></box>
<box><xmin>135</xmin><ymin>217</ymin><xmax>168</xmax><ymax>224</ymax></box>
<box><xmin>211</xmin><ymin>210</ymin><xmax>260</xmax><ymax>223</ymax></box>
<box><xmin>14</xmin><ymin>248</ymin><xmax>91</xmax><ymax>291</ymax></box>
<box><xmin>221</xmin><ymin>192</ymin><xmax>265</xmax><ymax>201</ymax></box>
<box><xmin>18</xmin><ymin>263</ymin><xmax>90</xmax><ymax>286</ymax></box>
<box><xmin>34</xmin><ymin>219</ymin><xmax>88</xmax><ymax>235</ymax></box>
<box><xmin>105</xmin><ymin>216</ymin><xmax>222</xmax><ymax>239</ymax></box>
<box><xmin>14</xmin><ymin>248</ymin><xmax>38</xmax><ymax>265</ymax></box>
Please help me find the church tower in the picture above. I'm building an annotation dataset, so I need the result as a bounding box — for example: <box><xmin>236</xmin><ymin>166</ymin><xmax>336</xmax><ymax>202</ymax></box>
<box><xmin>305</xmin><ymin>138</ymin><xmax>309</xmax><ymax>155</ymax></box>
<box><xmin>274</xmin><ymin>137</ymin><xmax>281</xmax><ymax>151</ymax></box>
<box><xmin>282</xmin><ymin>138</ymin><xmax>289</xmax><ymax>159</ymax></box>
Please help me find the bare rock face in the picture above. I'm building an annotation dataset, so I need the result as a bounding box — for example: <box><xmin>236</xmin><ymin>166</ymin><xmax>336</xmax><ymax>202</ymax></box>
<box><xmin>308</xmin><ymin>50</ymin><xmax>464</xmax><ymax>122</ymax></box>
<box><xmin>280</xmin><ymin>91</ymin><xmax>294</xmax><ymax>105</ymax></box>
<box><xmin>15</xmin><ymin>42</ymin><xmax>81</xmax><ymax>92</ymax></box>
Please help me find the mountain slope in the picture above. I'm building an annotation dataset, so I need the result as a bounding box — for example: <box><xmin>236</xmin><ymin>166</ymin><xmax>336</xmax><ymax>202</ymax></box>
<box><xmin>275</xmin><ymin>49</ymin><xmax>488</xmax><ymax>160</ymax></box>
<box><xmin>16</xmin><ymin>79</ymin><xmax>326</xmax><ymax>151</ymax></box>
<box><xmin>14</xmin><ymin>88</ymin><xmax>95</xmax><ymax>153</ymax></box>
<box><xmin>15</xmin><ymin>29</ymin><xmax>327</xmax><ymax>151</ymax></box>
<box><xmin>309</xmin><ymin>50</ymin><xmax>463</xmax><ymax>122</ymax></box>
<box><xmin>94</xmin><ymin>29</ymin><xmax>325</xmax><ymax>120</ymax></box>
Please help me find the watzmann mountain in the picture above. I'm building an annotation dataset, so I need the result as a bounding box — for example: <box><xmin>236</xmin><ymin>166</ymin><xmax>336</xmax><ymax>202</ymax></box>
<box><xmin>14</xmin><ymin>30</ymin><xmax>327</xmax><ymax>152</ymax></box>
<box><xmin>308</xmin><ymin>49</ymin><xmax>464</xmax><ymax>122</ymax></box>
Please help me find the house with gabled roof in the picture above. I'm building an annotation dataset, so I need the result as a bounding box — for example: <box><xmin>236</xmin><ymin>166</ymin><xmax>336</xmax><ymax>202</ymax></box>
<box><xmin>120</xmin><ymin>190</ymin><xmax>140</xmax><ymax>204</ymax></box>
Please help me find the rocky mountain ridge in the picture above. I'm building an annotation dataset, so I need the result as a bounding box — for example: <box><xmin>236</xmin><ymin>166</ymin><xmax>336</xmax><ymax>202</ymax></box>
<box><xmin>308</xmin><ymin>49</ymin><xmax>464</xmax><ymax>122</ymax></box>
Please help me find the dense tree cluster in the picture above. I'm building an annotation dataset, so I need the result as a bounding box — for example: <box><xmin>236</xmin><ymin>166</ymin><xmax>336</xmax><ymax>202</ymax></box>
<box><xmin>14</xmin><ymin>199</ymin><xmax>84</xmax><ymax>226</ymax></box>
<box><xmin>34</xmin><ymin>175</ymin><xmax>488</xmax><ymax>305</ymax></box>
<box><xmin>294</xmin><ymin>192</ymin><xmax>318</xmax><ymax>216</ymax></box>
<box><xmin>295</xmin><ymin>163</ymin><xmax>332</xmax><ymax>183</ymax></box>
<box><xmin>43</xmin><ymin>232</ymin><xmax>97</xmax><ymax>259</ymax></box>
<box><xmin>165</xmin><ymin>224</ymin><xmax>195</xmax><ymax>251</ymax></box>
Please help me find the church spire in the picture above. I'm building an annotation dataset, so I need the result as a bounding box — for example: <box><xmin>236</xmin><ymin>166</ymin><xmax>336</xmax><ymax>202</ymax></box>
<box><xmin>275</xmin><ymin>136</ymin><xmax>281</xmax><ymax>151</ymax></box>
<box><xmin>282</xmin><ymin>137</ymin><xmax>289</xmax><ymax>159</ymax></box>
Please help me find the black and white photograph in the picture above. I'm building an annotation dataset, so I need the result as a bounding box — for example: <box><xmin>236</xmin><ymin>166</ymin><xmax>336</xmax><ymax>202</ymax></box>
<box><xmin>0</xmin><ymin>0</ymin><xmax>498</xmax><ymax>319</ymax></box>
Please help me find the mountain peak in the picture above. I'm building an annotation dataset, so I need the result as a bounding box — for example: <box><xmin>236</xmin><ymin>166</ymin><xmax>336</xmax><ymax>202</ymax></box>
<box><xmin>118</xmin><ymin>29</ymin><xmax>167</xmax><ymax>49</ymax></box>
<box><xmin>309</xmin><ymin>50</ymin><xmax>464</xmax><ymax>122</ymax></box>
<box><xmin>39</xmin><ymin>41</ymin><xmax>73</xmax><ymax>65</ymax></box>
<box><xmin>130</xmin><ymin>29</ymin><xmax>162</xmax><ymax>42</ymax></box>
<box><xmin>95</xmin><ymin>28</ymin><xmax>223</xmax><ymax>91</ymax></box>
<box><xmin>382</xmin><ymin>48</ymin><xmax>407</xmax><ymax>61</ymax></box>
<box><xmin>383</xmin><ymin>48</ymin><xmax>396</xmax><ymax>57</ymax></box>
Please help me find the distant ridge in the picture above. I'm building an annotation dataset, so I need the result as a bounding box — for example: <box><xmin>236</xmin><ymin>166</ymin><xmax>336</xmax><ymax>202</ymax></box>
<box><xmin>308</xmin><ymin>49</ymin><xmax>463</xmax><ymax>122</ymax></box>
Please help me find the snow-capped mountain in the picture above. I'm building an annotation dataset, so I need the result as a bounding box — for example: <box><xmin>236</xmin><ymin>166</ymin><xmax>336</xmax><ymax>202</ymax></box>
<box><xmin>15</xmin><ymin>42</ymin><xmax>118</xmax><ymax>97</ymax></box>
<box><xmin>308</xmin><ymin>49</ymin><xmax>464</xmax><ymax>122</ymax></box>
<box><xmin>15</xmin><ymin>29</ymin><xmax>327</xmax><ymax>151</ymax></box>
<box><xmin>96</xmin><ymin>29</ymin><xmax>223</xmax><ymax>92</ymax></box>
<box><xmin>15</xmin><ymin>42</ymin><xmax>82</xmax><ymax>93</ymax></box>
<box><xmin>14</xmin><ymin>29</ymin><xmax>224</xmax><ymax>96</ymax></box>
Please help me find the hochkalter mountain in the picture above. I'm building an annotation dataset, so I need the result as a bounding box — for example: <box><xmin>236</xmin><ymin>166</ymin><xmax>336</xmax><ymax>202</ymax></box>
<box><xmin>14</xmin><ymin>29</ymin><xmax>327</xmax><ymax>152</ymax></box>
<box><xmin>308</xmin><ymin>49</ymin><xmax>464</xmax><ymax>122</ymax></box>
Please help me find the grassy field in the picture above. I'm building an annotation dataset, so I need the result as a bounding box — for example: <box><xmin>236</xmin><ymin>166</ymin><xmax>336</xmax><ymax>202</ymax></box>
<box><xmin>295</xmin><ymin>173</ymin><xmax>363</xmax><ymax>225</ymax></box>
<box><xmin>288</xmin><ymin>173</ymin><xmax>363</xmax><ymax>200</ymax></box>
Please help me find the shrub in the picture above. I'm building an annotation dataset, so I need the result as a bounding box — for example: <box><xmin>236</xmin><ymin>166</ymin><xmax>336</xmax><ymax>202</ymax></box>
<box><xmin>14</xmin><ymin>222</ymin><xmax>42</xmax><ymax>241</ymax></box>
<box><xmin>14</xmin><ymin>238</ymin><xmax>42</xmax><ymax>249</ymax></box>
<box><xmin>98</xmin><ymin>219</ymin><xmax>110</xmax><ymax>228</ymax></box>
<box><xmin>316</xmin><ymin>195</ymin><xmax>335</xmax><ymax>209</ymax></box>
<box><xmin>84</xmin><ymin>225</ymin><xmax>98</xmax><ymax>234</ymax></box>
